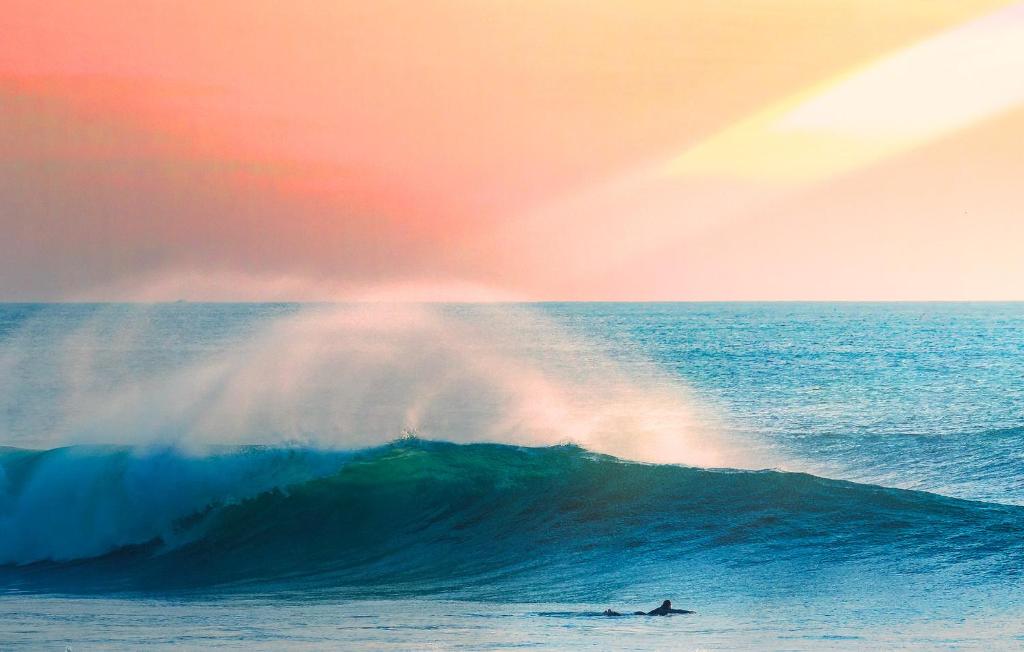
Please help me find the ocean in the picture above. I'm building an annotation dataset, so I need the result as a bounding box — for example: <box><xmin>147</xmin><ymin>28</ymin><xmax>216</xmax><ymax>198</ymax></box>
<box><xmin>1</xmin><ymin>302</ymin><xmax>1023</xmax><ymax>649</ymax></box>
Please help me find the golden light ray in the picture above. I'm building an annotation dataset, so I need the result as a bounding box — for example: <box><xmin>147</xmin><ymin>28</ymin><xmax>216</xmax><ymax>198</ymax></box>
<box><xmin>670</xmin><ymin>1</ymin><xmax>1024</xmax><ymax>182</ymax></box>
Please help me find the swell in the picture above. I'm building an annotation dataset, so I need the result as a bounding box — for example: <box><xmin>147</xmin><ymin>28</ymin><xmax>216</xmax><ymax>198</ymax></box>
<box><xmin>2</xmin><ymin>440</ymin><xmax>1023</xmax><ymax>598</ymax></box>
<box><xmin>776</xmin><ymin>425</ymin><xmax>1024</xmax><ymax>506</ymax></box>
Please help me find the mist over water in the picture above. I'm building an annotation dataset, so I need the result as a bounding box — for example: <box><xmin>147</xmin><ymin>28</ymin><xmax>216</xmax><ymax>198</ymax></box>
<box><xmin>0</xmin><ymin>301</ymin><xmax>732</xmax><ymax>466</ymax></box>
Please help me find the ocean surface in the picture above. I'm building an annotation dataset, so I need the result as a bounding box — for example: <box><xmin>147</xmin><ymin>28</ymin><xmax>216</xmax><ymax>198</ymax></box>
<box><xmin>2</xmin><ymin>302</ymin><xmax>1023</xmax><ymax>649</ymax></box>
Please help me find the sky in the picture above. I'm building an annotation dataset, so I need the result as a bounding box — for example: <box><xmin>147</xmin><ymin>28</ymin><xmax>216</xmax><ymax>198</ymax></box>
<box><xmin>2</xmin><ymin>0</ymin><xmax>1023</xmax><ymax>301</ymax></box>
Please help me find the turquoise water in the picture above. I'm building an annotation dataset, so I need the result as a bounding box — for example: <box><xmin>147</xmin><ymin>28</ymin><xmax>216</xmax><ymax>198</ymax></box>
<box><xmin>2</xmin><ymin>303</ymin><xmax>1024</xmax><ymax>649</ymax></box>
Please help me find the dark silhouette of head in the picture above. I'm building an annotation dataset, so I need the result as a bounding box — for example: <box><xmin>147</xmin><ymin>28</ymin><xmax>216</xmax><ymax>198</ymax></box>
<box><xmin>662</xmin><ymin>600</ymin><xmax>671</xmax><ymax>609</ymax></box>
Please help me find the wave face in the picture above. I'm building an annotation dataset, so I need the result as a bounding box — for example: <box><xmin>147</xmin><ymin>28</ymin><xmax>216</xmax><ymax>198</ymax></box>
<box><xmin>0</xmin><ymin>444</ymin><xmax>351</xmax><ymax>564</ymax></box>
<box><xmin>3</xmin><ymin>440</ymin><xmax>1023</xmax><ymax>598</ymax></box>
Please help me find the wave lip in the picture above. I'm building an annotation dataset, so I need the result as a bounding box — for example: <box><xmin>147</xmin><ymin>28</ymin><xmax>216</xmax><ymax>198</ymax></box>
<box><xmin>0</xmin><ymin>444</ymin><xmax>351</xmax><ymax>565</ymax></box>
<box><xmin>3</xmin><ymin>440</ymin><xmax>1024</xmax><ymax>597</ymax></box>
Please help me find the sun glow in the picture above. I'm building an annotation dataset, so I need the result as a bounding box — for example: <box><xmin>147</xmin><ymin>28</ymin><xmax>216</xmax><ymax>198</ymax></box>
<box><xmin>670</xmin><ymin>1</ymin><xmax>1024</xmax><ymax>182</ymax></box>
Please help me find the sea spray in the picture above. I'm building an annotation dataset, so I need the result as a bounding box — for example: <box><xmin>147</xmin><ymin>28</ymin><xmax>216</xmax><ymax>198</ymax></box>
<box><xmin>0</xmin><ymin>302</ymin><xmax>737</xmax><ymax>466</ymax></box>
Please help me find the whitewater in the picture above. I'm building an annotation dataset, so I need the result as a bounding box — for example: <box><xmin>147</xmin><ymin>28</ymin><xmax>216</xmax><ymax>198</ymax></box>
<box><xmin>2</xmin><ymin>302</ymin><xmax>1023</xmax><ymax>649</ymax></box>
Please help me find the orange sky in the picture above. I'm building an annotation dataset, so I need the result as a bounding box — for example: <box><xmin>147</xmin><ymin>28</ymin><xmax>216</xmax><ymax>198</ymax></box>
<box><xmin>2</xmin><ymin>0</ymin><xmax>1022</xmax><ymax>300</ymax></box>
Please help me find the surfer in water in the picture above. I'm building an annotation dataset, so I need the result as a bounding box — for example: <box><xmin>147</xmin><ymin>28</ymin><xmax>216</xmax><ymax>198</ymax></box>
<box><xmin>603</xmin><ymin>600</ymin><xmax>694</xmax><ymax>616</ymax></box>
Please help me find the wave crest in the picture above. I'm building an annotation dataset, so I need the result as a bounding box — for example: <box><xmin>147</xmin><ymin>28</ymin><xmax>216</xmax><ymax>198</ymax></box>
<box><xmin>3</xmin><ymin>441</ymin><xmax>1023</xmax><ymax>596</ymax></box>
